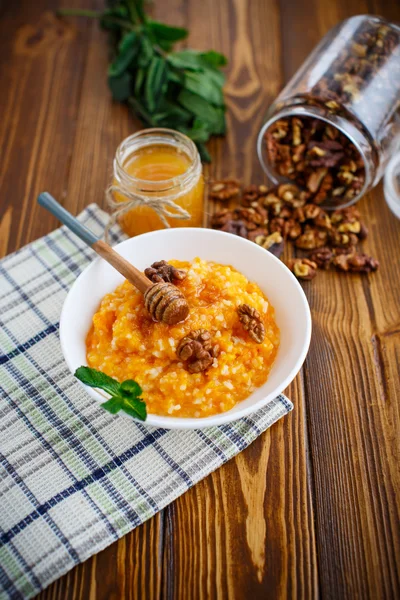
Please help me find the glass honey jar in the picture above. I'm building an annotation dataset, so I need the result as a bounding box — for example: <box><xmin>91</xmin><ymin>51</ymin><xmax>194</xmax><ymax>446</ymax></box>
<box><xmin>108</xmin><ymin>129</ymin><xmax>204</xmax><ymax>237</ymax></box>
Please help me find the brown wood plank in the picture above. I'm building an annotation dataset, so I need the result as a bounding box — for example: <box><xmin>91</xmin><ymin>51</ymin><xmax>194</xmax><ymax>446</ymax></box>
<box><xmin>163</xmin><ymin>378</ymin><xmax>318</xmax><ymax>600</ymax></box>
<box><xmin>35</xmin><ymin>3</ymin><xmax>166</xmax><ymax>600</ymax></box>
<box><xmin>0</xmin><ymin>0</ymin><xmax>100</xmax><ymax>257</ymax></box>
<box><xmin>61</xmin><ymin>16</ymin><xmax>136</xmax><ymax>218</ymax></box>
<box><xmin>279</xmin><ymin>1</ymin><xmax>400</xmax><ymax>598</ymax></box>
<box><xmin>161</xmin><ymin>0</ymin><xmax>318</xmax><ymax>598</ymax></box>
<box><xmin>38</xmin><ymin>514</ymin><xmax>164</xmax><ymax>600</ymax></box>
<box><xmin>301</xmin><ymin>194</ymin><xmax>400</xmax><ymax>598</ymax></box>
<box><xmin>37</xmin><ymin>2</ymin><xmax>190</xmax><ymax>598</ymax></box>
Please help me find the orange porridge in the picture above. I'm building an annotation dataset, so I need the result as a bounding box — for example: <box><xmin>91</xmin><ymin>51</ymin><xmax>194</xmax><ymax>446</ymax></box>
<box><xmin>86</xmin><ymin>258</ymin><xmax>280</xmax><ymax>418</ymax></box>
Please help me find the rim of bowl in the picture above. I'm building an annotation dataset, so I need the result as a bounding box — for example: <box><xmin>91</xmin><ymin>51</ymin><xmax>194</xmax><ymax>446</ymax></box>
<box><xmin>60</xmin><ymin>228</ymin><xmax>312</xmax><ymax>430</ymax></box>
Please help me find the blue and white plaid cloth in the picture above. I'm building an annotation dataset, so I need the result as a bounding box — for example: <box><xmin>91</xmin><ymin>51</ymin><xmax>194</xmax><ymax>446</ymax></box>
<box><xmin>0</xmin><ymin>205</ymin><xmax>293</xmax><ymax>599</ymax></box>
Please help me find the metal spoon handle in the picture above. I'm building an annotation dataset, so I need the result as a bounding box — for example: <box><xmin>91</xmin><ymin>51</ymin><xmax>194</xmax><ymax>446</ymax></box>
<box><xmin>38</xmin><ymin>192</ymin><xmax>99</xmax><ymax>246</ymax></box>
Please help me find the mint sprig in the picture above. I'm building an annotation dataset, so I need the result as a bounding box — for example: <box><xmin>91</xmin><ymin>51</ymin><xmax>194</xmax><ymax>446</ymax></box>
<box><xmin>74</xmin><ymin>366</ymin><xmax>147</xmax><ymax>421</ymax></box>
<box><xmin>57</xmin><ymin>1</ymin><xmax>227</xmax><ymax>162</ymax></box>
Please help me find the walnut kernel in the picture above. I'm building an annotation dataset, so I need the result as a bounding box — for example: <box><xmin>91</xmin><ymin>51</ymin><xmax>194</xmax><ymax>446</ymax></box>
<box><xmin>237</xmin><ymin>304</ymin><xmax>265</xmax><ymax>343</ymax></box>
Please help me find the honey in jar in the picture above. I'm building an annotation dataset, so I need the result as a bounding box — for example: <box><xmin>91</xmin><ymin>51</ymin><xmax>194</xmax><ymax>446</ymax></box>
<box><xmin>110</xmin><ymin>129</ymin><xmax>204</xmax><ymax>237</ymax></box>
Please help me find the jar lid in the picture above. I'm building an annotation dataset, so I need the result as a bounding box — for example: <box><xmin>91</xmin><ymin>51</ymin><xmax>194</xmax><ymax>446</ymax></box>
<box><xmin>384</xmin><ymin>153</ymin><xmax>400</xmax><ymax>219</ymax></box>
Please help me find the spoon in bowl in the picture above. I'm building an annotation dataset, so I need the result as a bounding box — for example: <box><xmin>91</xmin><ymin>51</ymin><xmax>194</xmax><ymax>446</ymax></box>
<box><xmin>37</xmin><ymin>192</ymin><xmax>190</xmax><ymax>325</ymax></box>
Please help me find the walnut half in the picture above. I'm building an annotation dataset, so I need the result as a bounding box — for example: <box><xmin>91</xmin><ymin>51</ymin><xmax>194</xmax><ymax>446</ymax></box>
<box><xmin>210</xmin><ymin>179</ymin><xmax>241</xmax><ymax>201</ymax></box>
<box><xmin>145</xmin><ymin>260</ymin><xmax>187</xmax><ymax>284</ymax></box>
<box><xmin>176</xmin><ymin>329</ymin><xmax>219</xmax><ymax>374</ymax></box>
<box><xmin>309</xmin><ymin>247</ymin><xmax>333</xmax><ymax>269</ymax></box>
<box><xmin>286</xmin><ymin>258</ymin><xmax>318</xmax><ymax>280</ymax></box>
<box><xmin>333</xmin><ymin>253</ymin><xmax>379</xmax><ymax>273</ymax></box>
<box><xmin>237</xmin><ymin>304</ymin><xmax>265</xmax><ymax>343</ymax></box>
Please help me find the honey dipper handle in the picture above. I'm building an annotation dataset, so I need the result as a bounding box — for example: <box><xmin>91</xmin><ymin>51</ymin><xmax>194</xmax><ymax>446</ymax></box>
<box><xmin>37</xmin><ymin>192</ymin><xmax>152</xmax><ymax>294</ymax></box>
<box><xmin>93</xmin><ymin>240</ymin><xmax>151</xmax><ymax>293</ymax></box>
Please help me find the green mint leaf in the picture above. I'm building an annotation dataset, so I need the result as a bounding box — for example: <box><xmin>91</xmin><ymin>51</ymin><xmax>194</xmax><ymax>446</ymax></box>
<box><xmin>191</xmin><ymin>120</ymin><xmax>211</xmax><ymax>143</ymax></box>
<box><xmin>108</xmin><ymin>31</ymin><xmax>138</xmax><ymax>77</ymax></box>
<box><xmin>179</xmin><ymin>119</ymin><xmax>210</xmax><ymax>143</ymax></box>
<box><xmin>200</xmin><ymin>50</ymin><xmax>228</xmax><ymax>68</ymax></box>
<box><xmin>154</xmin><ymin>101</ymin><xmax>192</xmax><ymax>126</ymax></box>
<box><xmin>126</xmin><ymin>0</ymin><xmax>146</xmax><ymax>24</ymax></box>
<box><xmin>118</xmin><ymin>30</ymin><xmax>137</xmax><ymax>54</ymax></box>
<box><xmin>147</xmin><ymin>20</ymin><xmax>188</xmax><ymax>43</ymax></box>
<box><xmin>145</xmin><ymin>56</ymin><xmax>168</xmax><ymax>112</ymax></box>
<box><xmin>120</xmin><ymin>379</ymin><xmax>143</xmax><ymax>398</ymax></box>
<box><xmin>122</xmin><ymin>396</ymin><xmax>147</xmax><ymax>421</ymax></box>
<box><xmin>137</xmin><ymin>35</ymin><xmax>154</xmax><ymax>68</ymax></box>
<box><xmin>74</xmin><ymin>366</ymin><xmax>121</xmax><ymax>397</ymax></box>
<box><xmin>167</xmin><ymin>50</ymin><xmax>227</xmax><ymax>76</ymax></box>
<box><xmin>184</xmin><ymin>71</ymin><xmax>224</xmax><ymax>107</ymax></box>
<box><xmin>177</xmin><ymin>88</ymin><xmax>221</xmax><ymax>129</ymax></box>
<box><xmin>168</xmin><ymin>50</ymin><xmax>226</xmax><ymax>91</ymax></box>
<box><xmin>134</xmin><ymin>68</ymin><xmax>146</xmax><ymax>97</ymax></box>
<box><xmin>202</xmin><ymin>66</ymin><xmax>226</xmax><ymax>88</ymax></box>
<box><xmin>128</xmin><ymin>97</ymin><xmax>158</xmax><ymax>127</ymax></box>
<box><xmin>167</xmin><ymin>69</ymin><xmax>184</xmax><ymax>85</ymax></box>
<box><xmin>167</xmin><ymin>50</ymin><xmax>205</xmax><ymax>71</ymax></box>
<box><xmin>75</xmin><ymin>367</ymin><xmax>147</xmax><ymax>421</ymax></box>
<box><xmin>108</xmin><ymin>72</ymin><xmax>133</xmax><ymax>101</ymax></box>
<box><xmin>213</xmin><ymin>107</ymin><xmax>226</xmax><ymax>135</ymax></box>
<box><xmin>100</xmin><ymin>397</ymin><xmax>122</xmax><ymax>414</ymax></box>
<box><xmin>155</xmin><ymin>39</ymin><xmax>174</xmax><ymax>52</ymax></box>
<box><xmin>196</xmin><ymin>142</ymin><xmax>211</xmax><ymax>163</ymax></box>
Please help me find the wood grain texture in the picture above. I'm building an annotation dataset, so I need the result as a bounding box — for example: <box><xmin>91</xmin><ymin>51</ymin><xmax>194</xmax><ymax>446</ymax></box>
<box><xmin>0</xmin><ymin>0</ymin><xmax>399</xmax><ymax>599</ymax></box>
<box><xmin>161</xmin><ymin>1</ymin><xmax>318</xmax><ymax>599</ymax></box>
<box><xmin>38</xmin><ymin>514</ymin><xmax>164</xmax><ymax>600</ymax></box>
<box><xmin>278</xmin><ymin>1</ymin><xmax>400</xmax><ymax>597</ymax></box>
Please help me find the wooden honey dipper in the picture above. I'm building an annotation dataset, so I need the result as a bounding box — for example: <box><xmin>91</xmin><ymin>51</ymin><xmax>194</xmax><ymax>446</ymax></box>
<box><xmin>38</xmin><ymin>193</ymin><xmax>189</xmax><ymax>325</ymax></box>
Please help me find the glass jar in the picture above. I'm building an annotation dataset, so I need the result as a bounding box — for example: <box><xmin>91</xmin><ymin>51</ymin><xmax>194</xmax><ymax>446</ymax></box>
<box><xmin>257</xmin><ymin>15</ymin><xmax>400</xmax><ymax>209</ymax></box>
<box><xmin>109</xmin><ymin>128</ymin><xmax>204</xmax><ymax>237</ymax></box>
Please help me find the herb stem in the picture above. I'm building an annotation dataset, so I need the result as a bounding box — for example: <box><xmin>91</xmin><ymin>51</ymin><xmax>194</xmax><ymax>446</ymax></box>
<box><xmin>128</xmin><ymin>0</ymin><xmax>147</xmax><ymax>25</ymax></box>
<box><xmin>128</xmin><ymin>98</ymin><xmax>158</xmax><ymax>127</ymax></box>
<box><xmin>57</xmin><ymin>9</ymin><xmax>136</xmax><ymax>31</ymax></box>
<box><xmin>102</xmin><ymin>17</ymin><xmax>137</xmax><ymax>30</ymax></box>
<box><xmin>154</xmin><ymin>45</ymin><xmax>168</xmax><ymax>59</ymax></box>
<box><xmin>56</xmin><ymin>8</ymin><xmax>101</xmax><ymax>18</ymax></box>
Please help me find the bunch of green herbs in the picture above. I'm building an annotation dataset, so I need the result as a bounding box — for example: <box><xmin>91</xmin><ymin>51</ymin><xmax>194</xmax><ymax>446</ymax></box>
<box><xmin>59</xmin><ymin>0</ymin><xmax>228</xmax><ymax>161</ymax></box>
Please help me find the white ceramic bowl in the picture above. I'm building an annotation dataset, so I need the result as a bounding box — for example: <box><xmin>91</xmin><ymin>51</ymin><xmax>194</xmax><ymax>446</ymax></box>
<box><xmin>60</xmin><ymin>228</ymin><xmax>311</xmax><ymax>429</ymax></box>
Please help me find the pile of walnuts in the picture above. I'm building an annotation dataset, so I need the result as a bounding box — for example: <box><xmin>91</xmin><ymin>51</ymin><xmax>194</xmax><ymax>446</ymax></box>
<box><xmin>264</xmin><ymin>117</ymin><xmax>365</xmax><ymax>206</ymax></box>
<box><xmin>209</xmin><ymin>180</ymin><xmax>378</xmax><ymax>280</ymax></box>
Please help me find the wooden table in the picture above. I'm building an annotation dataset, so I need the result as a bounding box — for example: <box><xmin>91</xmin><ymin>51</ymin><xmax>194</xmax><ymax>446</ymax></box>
<box><xmin>1</xmin><ymin>1</ymin><xmax>399</xmax><ymax>598</ymax></box>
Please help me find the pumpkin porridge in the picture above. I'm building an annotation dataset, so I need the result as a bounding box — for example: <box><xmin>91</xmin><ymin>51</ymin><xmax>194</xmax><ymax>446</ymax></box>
<box><xmin>86</xmin><ymin>258</ymin><xmax>280</xmax><ymax>417</ymax></box>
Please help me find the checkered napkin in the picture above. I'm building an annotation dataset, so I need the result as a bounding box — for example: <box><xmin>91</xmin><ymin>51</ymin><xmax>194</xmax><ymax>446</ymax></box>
<box><xmin>0</xmin><ymin>204</ymin><xmax>293</xmax><ymax>600</ymax></box>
